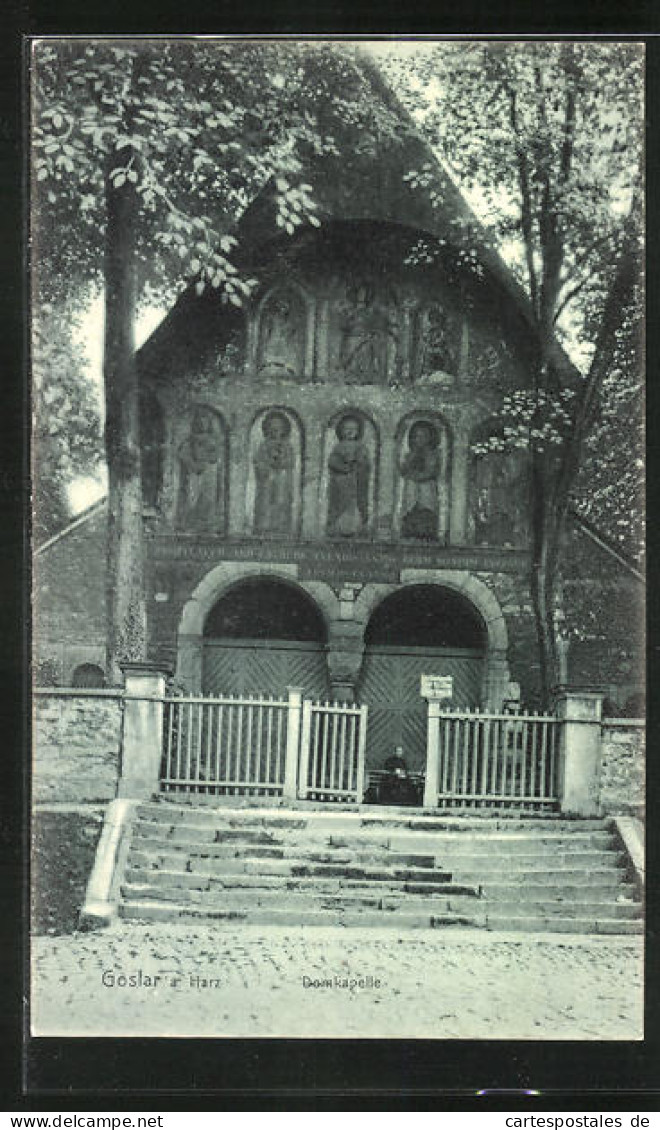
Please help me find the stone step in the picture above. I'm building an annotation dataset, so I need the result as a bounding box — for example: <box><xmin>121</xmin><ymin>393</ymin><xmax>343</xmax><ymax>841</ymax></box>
<box><xmin>328</xmin><ymin>831</ymin><xmax>616</xmax><ymax>852</ymax></box>
<box><xmin>130</xmin><ymin>838</ymin><xmax>448</xmax><ymax>869</ymax></box>
<box><xmin>127</xmin><ymin>839</ymin><xmax>624</xmax><ymax>877</ymax></box>
<box><xmin>128</xmin><ymin>844</ymin><xmax>627</xmax><ymax>886</ymax></box>
<box><xmin>138</xmin><ymin>800</ymin><xmax>610</xmax><ymax>835</ymax></box>
<box><xmin>121</xmin><ymin>879</ymin><xmax>641</xmax><ymax>921</ymax></box>
<box><xmin>481</xmin><ymin>916</ymin><xmax>643</xmax><ymax>935</ymax></box>
<box><xmin>132</xmin><ymin>818</ymin><xmax>618</xmax><ymax>855</ymax></box>
<box><xmin>449</xmin><ymin>868</ymin><xmax>626</xmax><ymax>886</ymax></box>
<box><xmin>118</xmin><ymin>897</ymin><xmax>641</xmax><ymax>934</ymax></box>
<box><xmin>119</xmin><ymin>897</ymin><xmax>486</xmax><ymax>930</ymax></box>
<box><xmin>124</xmin><ymin>866</ymin><xmax>640</xmax><ymax>910</ymax></box>
<box><xmin>120</xmin><ymin>802</ymin><xmax>636</xmax><ymax>936</ymax></box>
<box><xmin>127</xmin><ymin>850</ymin><xmax>453</xmax><ymax>883</ymax></box>
<box><xmin>471</xmin><ymin>880</ymin><xmax>638</xmax><ymax>901</ymax></box>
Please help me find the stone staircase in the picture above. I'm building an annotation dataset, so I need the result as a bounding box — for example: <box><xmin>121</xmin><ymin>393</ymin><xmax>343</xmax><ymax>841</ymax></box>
<box><xmin>119</xmin><ymin>797</ymin><xmax>643</xmax><ymax>934</ymax></box>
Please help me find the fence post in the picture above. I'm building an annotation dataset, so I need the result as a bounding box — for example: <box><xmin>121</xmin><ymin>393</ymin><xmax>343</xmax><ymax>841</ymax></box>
<box><xmin>356</xmin><ymin>704</ymin><xmax>368</xmax><ymax>803</ymax></box>
<box><xmin>284</xmin><ymin>686</ymin><xmax>303</xmax><ymax>800</ymax></box>
<box><xmin>423</xmin><ymin>698</ymin><xmax>442</xmax><ymax>808</ymax></box>
<box><xmin>117</xmin><ymin>662</ymin><xmax>170</xmax><ymax>800</ymax></box>
<box><xmin>297</xmin><ymin>698</ymin><xmax>312</xmax><ymax>799</ymax></box>
<box><xmin>553</xmin><ymin>686</ymin><xmax>604</xmax><ymax>816</ymax></box>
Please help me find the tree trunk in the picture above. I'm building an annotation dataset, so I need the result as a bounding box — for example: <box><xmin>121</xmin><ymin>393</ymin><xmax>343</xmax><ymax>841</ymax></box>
<box><xmin>103</xmin><ymin>156</ymin><xmax>145</xmax><ymax>683</ymax></box>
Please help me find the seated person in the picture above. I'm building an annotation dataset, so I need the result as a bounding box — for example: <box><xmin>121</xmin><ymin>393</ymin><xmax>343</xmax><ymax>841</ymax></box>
<box><xmin>379</xmin><ymin>746</ymin><xmax>420</xmax><ymax>806</ymax></box>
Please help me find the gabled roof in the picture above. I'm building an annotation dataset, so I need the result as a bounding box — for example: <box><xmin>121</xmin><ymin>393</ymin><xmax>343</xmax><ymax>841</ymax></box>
<box><xmin>138</xmin><ymin>54</ymin><xmax>579</xmax><ymax>387</ymax></box>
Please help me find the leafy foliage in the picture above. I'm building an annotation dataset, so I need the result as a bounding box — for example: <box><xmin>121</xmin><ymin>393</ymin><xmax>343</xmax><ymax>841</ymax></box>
<box><xmin>380</xmin><ymin>42</ymin><xmax>644</xmax><ymax>697</ymax></box>
<box><xmin>32</xmin><ymin>302</ymin><xmax>103</xmax><ymax>541</ymax></box>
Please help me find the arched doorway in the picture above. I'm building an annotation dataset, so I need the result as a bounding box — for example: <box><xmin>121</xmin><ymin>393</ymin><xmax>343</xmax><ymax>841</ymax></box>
<box><xmin>202</xmin><ymin>577</ymin><xmax>329</xmax><ymax>699</ymax></box>
<box><xmin>359</xmin><ymin>585</ymin><xmax>487</xmax><ymax>773</ymax></box>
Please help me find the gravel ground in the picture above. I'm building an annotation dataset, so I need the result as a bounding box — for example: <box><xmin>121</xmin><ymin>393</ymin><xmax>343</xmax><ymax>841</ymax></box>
<box><xmin>31</xmin><ymin>921</ymin><xmax>643</xmax><ymax>1040</ymax></box>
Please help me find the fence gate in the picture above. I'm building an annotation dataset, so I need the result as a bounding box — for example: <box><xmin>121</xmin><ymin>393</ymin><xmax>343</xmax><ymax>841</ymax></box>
<box><xmin>298</xmin><ymin>699</ymin><xmax>368</xmax><ymax>803</ymax></box>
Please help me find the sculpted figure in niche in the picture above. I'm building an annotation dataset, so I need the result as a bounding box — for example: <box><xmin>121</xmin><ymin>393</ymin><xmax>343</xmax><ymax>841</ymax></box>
<box><xmin>338</xmin><ymin>283</ymin><xmax>398</xmax><ymax>384</ymax></box>
<box><xmin>470</xmin><ymin>442</ymin><xmax>528</xmax><ymax>547</ymax></box>
<box><xmin>327</xmin><ymin>414</ymin><xmax>371</xmax><ymax>538</ymax></box>
<box><xmin>176</xmin><ymin>405</ymin><xmax>224</xmax><ymax>533</ymax></box>
<box><xmin>399</xmin><ymin>420</ymin><xmax>441</xmax><ymax>540</ymax></box>
<box><xmin>415</xmin><ymin>304</ymin><xmax>460</xmax><ymax>378</ymax></box>
<box><xmin>257</xmin><ymin>289</ymin><xmax>306</xmax><ymax>379</ymax></box>
<box><xmin>253</xmin><ymin>410</ymin><xmax>295</xmax><ymax>534</ymax></box>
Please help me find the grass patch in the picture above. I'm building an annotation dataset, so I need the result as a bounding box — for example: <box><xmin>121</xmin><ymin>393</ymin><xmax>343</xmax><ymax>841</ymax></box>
<box><xmin>31</xmin><ymin>809</ymin><xmax>104</xmax><ymax>935</ymax></box>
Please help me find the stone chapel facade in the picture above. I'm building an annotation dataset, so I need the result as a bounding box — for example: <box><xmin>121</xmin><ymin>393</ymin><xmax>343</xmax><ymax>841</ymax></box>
<box><xmin>34</xmin><ymin>92</ymin><xmax>644</xmax><ymax>768</ymax></box>
<box><xmin>131</xmin><ymin>209</ymin><xmax>543</xmax><ymax>778</ymax></box>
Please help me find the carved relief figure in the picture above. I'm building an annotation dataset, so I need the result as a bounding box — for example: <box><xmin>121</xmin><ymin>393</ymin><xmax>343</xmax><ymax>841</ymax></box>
<box><xmin>327</xmin><ymin>414</ymin><xmax>371</xmax><ymax>537</ymax></box>
<box><xmin>257</xmin><ymin>288</ymin><xmax>306</xmax><ymax>378</ymax></box>
<box><xmin>469</xmin><ymin>427</ymin><xmax>528</xmax><ymax>547</ymax></box>
<box><xmin>337</xmin><ymin>283</ymin><xmax>398</xmax><ymax>384</ymax></box>
<box><xmin>252</xmin><ymin>410</ymin><xmax>295</xmax><ymax>534</ymax></box>
<box><xmin>399</xmin><ymin>420</ymin><xmax>441</xmax><ymax>540</ymax></box>
<box><xmin>176</xmin><ymin>405</ymin><xmax>225</xmax><ymax>533</ymax></box>
<box><xmin>414</xmin><ymin>303</ymin><xmax>460</xmax><ymax>379</ymax></box>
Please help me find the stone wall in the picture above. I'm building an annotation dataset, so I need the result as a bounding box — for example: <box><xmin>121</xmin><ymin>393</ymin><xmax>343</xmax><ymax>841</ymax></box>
<box><xmin>33</xmin><ymin>693</ymin><xmax>122</xmax><ymax>803</ymax></box>
<box><xmin>599</xmin><ymin>722</ymin><xmax>645</xmax><ymax>817</ymax></box>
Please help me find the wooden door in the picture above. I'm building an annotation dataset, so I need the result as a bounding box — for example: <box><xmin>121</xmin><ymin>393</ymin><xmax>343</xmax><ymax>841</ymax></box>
<box><xmin>359</xmin><ymin>645</ymin><xmax>483</xmax><ymax>773</ymax></box>
<box><xmin>203</xmin><ymin>638</ymin><xmax>329</xmax><ymax>699</ymax></box>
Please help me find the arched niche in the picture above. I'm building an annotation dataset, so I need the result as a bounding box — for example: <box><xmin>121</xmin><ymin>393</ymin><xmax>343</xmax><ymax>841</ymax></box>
<box><xmin>365</xmin><ymin>584</ymin><xmax>487</xmax><ymax>650</ymax></box>
<box><xmin>201</xmin><ymin>576</ymin><xmax>329</xmax><ymax>697</ymax></box>
<box><xmin>468</xmin><ymin>418</ymin><xmax>529</xmax><ymax>548</ymax></box>
<box><xmin>245</xmin><ymin>407</ymin><xmax>303</xmax><ymax>538</ymax></box>
<box><xmin>175</xmin><ymin>403</ymin><xmax>228</xmax><ymax>535</ymax></box>
<box><xmin>318</xmin><ymin>410</ymin><xmax>378</xmax><ymax>539</ymax></box>
<box><xmin>393</xmin><ymin>413</ymin><xmax>451</xmax><ymax>542</ymax></box>
<box><xmin>204</xmin><ymin>576</ymin><xmax>328</xmax><ymax>643</ymax></box>
<box><xmin>71</xmin><ymin>662</ymin><xmax>105</xmax><ymax>689</ymax></box>
<box><xmin>256</xmin><ymin>284</ymin><xmax>309</xmax><ymax>379</ymax></box>
<box><xmin>332</xmin><ymin>279</ymin><xmax>400</xmax><ymax>384</ymax></box>
<box><xmin>412</xmin><ymin>301</ymin><xmax>461</xmax><ymax>380</ymax></box>
<box><xmin>140</xmin><ymin>390</ymin><xmax>165</xmax><ymax>509</ymax></box>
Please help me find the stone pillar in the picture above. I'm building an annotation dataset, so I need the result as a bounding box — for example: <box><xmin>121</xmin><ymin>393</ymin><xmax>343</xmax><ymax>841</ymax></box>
<box><xmin>117</xmin><ymin>662</ymin><xmax>170</xmax><ymax>800</ymax></box>
<box><xmin>176</xmin><ymin>633</ymin><xmax>203</xmax><ymax>692</ymax></box>
<box><xmin>423</xmin><ymin>697</ymin><xmax>442</xmax><ymax>808</ymax></box>
<box><xmin>315</xmin><ymin>295</ymin><xmax>330</xmax><ymax>381</ymax></box>
<box><xmin>553</xmin><ymin>686</ymin><xmax>605</xmax><ymax>817</ymax></box>
<box><xmin>304</xmin><ymin>297</ymin><xmax>316</xmax><ymax>379</ymax></box>
<box><xmin>327</xmin><ymin>618</ymin><xmax>366</xmax><ymax>703</ymax></box>
<box><xmin>483</xmin><ymin>647</ymin><xmax>511</xmax><ymax>711</ymax></box>
<box><xmin>283</xmin><ymin>686</ymin><xmax>303</xmax><ymax>800</ymax></box>
<box><xmin>450</xmin><ymin>426</ymin><xmax>470</xmax><ymax>545</ymax></box>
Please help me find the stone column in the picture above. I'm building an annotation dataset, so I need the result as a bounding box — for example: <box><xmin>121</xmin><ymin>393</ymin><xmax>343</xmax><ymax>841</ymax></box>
<box><xmin>176</xmin><ymin>633</ymin><xmax>203</xmax><ymax>692</ymax></box>
<box><xmin>314</xmin><ymin>295</ymin><xmax>330</xmax><ymax>381</ymax></box>
<box><xmin>483</xmin><ymin>647</ymin><xmax>511</xmax><ymax>711</ymax></box>
<box><xmin>450</xmin><ymin>425</ymin><xmax>470</xmax><ymax>545</ymax></box>
<box><xmin>423</xmin><ymin>697</ymin><xmax>442</xmax><ymax>808</ymax></box>
<box><xmin>117</xmin><ymin>662</ymin><xmax>170</xmax><ymax>800</ymax></box>
<box><xmin>553</xmin><ymin>686</ymin><xmax>605</xmax><ymax>817</ymax></box>
<box><xmin>327</xmin><ymin>618</ymin><xmax>366</xmax><ymax>703</ymax></box>
<box><xmin>283</xmin><ymin>686</ymin><xmax>303</xmax><ymax>800</ymax></box>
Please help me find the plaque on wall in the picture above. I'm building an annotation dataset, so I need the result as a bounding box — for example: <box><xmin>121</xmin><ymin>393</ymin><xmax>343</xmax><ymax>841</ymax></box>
<box><xmin>420</xmin><ymin>674</ymin><xmax>454</xmax><ymax>700</ymax></box>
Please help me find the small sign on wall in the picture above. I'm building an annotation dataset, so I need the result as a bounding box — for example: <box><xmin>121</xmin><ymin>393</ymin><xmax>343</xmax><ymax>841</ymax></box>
<box><xmin>420</xmin><ymin>674</ymin><xmax>453</xmax><ymax>701</ymax></box>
